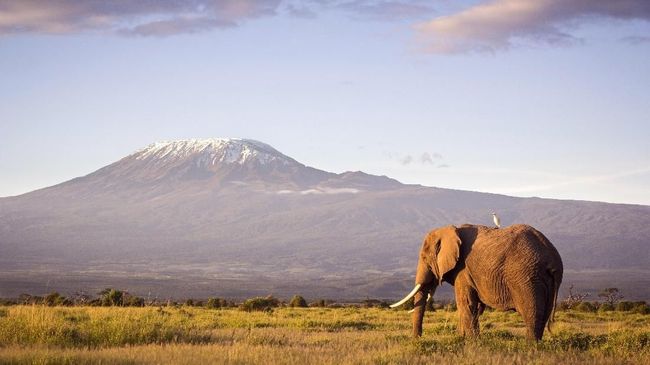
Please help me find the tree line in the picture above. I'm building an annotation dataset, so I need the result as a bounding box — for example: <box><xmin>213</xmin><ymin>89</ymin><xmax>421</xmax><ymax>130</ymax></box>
<box><xmin>1</xmin><ymin>286</ymin><xmax>648</xmax><ymax>314</ymax></box>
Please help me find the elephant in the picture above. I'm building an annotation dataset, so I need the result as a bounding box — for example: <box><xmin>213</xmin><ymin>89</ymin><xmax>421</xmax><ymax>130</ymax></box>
<box><xmin>391</xmin><ymin>224</ymin><xmax>563</xmax><ymax>340</ymax></box>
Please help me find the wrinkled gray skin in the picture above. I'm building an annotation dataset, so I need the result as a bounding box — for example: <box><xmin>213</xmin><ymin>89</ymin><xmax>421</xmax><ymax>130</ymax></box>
<box><xmin>408</xmin><ymin>224</ymin><xmax>563</xmax><ymax>340</ymax></box>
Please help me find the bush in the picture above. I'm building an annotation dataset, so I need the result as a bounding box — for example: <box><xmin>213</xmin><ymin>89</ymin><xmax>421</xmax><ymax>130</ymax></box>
<box><xmin>44</xmin><ymin>292</ymin><xmax>71</xmax><ymax>306</ymax></box>
<box><xmin>445</xmin><ymin>301</ymin><xmax>457</xmax><ymax>312</ymax></box>
<box><xmin>309</xmin><ymin>299</ymin><xmax>335</xmax><ymax>308</ymax></box>
<box><xmin>616</xmin><ymin>301</ymin><xmax>635</xmax><ymax>312</ymax></box>
<box><xmin>97</xmin><ymin>289</ymin><xmax>144</xmax><ymax>307</ymax></box>
<box><xmin>574</xmin><ymin>302</ymin><xmax>596</xmax><ymax>312</ymax></box>
<box><xmin>0</xmin><ymin>298</ymin><xmax>17</xmax><ymax>306</ymax></box>
<box><xmin>123</xmin><ymin>294</ymin><xmax>144</xmax><ymax>307</ymax></box>
<box><xmin>205</xmin><ymin>297</ymin><xmax>228</xmax><ymax>309</ymax></box>
<box><xmin>18</xmin><ymin>294</ymin><xmax>43</xmax><ymax>305</ymax></box>
<box><xmin>240</xmin><ymin>295</ymin><xmax>280</xmax><ymax>312</ymax></box>
<box><xmin>598</xmin><ymin>303</ymin><xmax>614</xmax><ymax>312</ymax></box>
<box><xmin>289</xmin><ymin>295</ymin><xmax>308</xmax><ymax>308</ymax></box>
<box><xmin>632</xmin><ymin>303</ymin><xmax>650</xmax><ymax>315</ymax></box>
<box><xmin>361</xmin><ymin>299</ymin><xmax>389</xmax><ymax>308</ymax></box>
<box><xmin>99</xmin><ymin>289</ymin><xmax>123</xmax><ymax>306</ymax></box>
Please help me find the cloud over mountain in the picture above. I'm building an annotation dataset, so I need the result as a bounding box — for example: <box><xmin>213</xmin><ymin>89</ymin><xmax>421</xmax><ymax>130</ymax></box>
<box><xmin>0</xmin><ymin>0</ymin><xmax>280</xmax><ymax>36</ymax></box>
<box><xmin>0</xmin><ymin>0</ymin><xmax>435</xmax><ymax>36</ymax></box>
<box><xmin>416</xmin><ymin>0</ymin><xmax>650</xmax><ymax>53</ymax></box>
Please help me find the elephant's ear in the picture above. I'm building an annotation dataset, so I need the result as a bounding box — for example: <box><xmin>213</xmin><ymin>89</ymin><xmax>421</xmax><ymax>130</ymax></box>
<box><xmin>435</xmin><ymin>226</ymin><xmax>462</xmax><ymax>283</ymax></box>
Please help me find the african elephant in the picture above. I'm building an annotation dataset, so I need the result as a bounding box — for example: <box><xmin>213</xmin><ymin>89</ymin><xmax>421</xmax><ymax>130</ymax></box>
<box><xmin>391</xmin><ymin>224</ymin><xmax>563</xmax><ymax>340</ymax></box>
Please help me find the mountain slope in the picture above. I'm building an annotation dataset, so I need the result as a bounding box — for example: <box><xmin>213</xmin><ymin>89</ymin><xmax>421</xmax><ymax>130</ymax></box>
<box><xmin>1</xmin><ymin>138</ymin><xmax>648</xmax><ymax>300</ymax></box>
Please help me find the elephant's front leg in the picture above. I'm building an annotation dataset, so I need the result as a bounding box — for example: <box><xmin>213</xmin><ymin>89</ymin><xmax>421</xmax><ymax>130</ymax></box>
<box><xmin>454</xmin><ymin>279</ymin><xmax>481</xmax><ymax>337</ymax></box>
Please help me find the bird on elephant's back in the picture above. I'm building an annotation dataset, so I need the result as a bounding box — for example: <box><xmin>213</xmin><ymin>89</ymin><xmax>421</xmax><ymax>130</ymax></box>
<box><xmin>390</xmin><ymin>223</ymin><xmax>563</xmax><ymax>341</ymax></box>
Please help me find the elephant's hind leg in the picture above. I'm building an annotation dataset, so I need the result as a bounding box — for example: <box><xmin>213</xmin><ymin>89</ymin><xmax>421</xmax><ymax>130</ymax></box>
<box><xmin>512</xmin><ymin>283</ymin><xmax>549</xmax><ymax>340</ymax></box>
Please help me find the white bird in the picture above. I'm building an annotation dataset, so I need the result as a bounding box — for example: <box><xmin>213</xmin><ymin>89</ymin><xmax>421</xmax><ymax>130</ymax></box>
<box><xmin>492</xmin><ymin>212</ymin><xmax>501</xmax><ymax>228</ymax></box>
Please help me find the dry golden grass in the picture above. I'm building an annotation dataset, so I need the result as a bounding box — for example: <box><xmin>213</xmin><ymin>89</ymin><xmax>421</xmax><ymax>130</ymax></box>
<box><xmin>0</xmin><ymin>305</ymin><xmax>648</xmax><ymax>364</ymax></box>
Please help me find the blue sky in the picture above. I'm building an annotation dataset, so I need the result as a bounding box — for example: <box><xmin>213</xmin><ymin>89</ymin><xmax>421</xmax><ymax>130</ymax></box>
<box><xmin>1</xmin><ymin>0</ymin><xmax>649</xmax><ymax>204</ymax></box>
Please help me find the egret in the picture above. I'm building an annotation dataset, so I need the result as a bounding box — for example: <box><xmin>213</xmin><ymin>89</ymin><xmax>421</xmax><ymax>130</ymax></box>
<box><xmin>492</xmin><ymin>212</ymin><xmax>501</xmax><ymax>228</ymax></box>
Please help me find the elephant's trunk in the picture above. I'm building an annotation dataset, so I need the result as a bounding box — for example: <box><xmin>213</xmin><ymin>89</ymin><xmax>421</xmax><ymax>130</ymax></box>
<box><xmin>412</xmin><ymin>283</ymin><xmax>435</xmax><ymax>337</ymax></box>
<box><xmin>412</xmin><ymin>257</ymin><xmax>436</xmax><ymax>337</ymax></box>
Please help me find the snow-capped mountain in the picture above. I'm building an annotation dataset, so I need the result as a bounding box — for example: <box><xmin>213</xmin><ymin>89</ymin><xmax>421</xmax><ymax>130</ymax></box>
<box><xmin>54</xmin><ymin>138</ymin><xmax>335</xmax><ymax>193</ymax></box>
<box><xmin>0</xmin><ymin>139</ymin><xmax>649</xmax><ymax>300</ymax></box>
<box><xmin>134</xmin><ymin>139</ymin><xmax>290</xmax><ymax>166</ymax></box>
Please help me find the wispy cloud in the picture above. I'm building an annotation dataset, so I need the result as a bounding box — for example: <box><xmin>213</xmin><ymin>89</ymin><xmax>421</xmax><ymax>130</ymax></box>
<box><xmin>283</xmin><ymin>1</ymin><xmax>435</xmax><ymax>22</ymax></box>
<box><xmin>276</xmin><ymin>187</ymin><xmax>361</xmax><ymax>195</ymax></box>
<box><xmin>486</xmin><ymin>167</ymin><xmax>650</xmax><ymax>194</ymax></box>
<box><xmin>0</xmin><ymin>0</ymin><xmax>438</xmax><ymax>37</ymax></box>
<box><xmin>621</xmin><ymin>35</ymin><xmax>650</xmax><ymax>45</ymax></box>
<box><xmin>390</xmin><ymin>151</ymin><xmax>447</xmax><ymax>168</ymax></box>
<box><xmin>415</xmin><ymin>0</ymin><xmax>650</xmax><ymax>53</ymax></box>
<box><xmin>332</xmin><ymin>0</ymin><xmax>435</xmax><ymax>21</ymax></box>
<box><xmin>0</xmin><ymin>0</ymin><xmax>280</xmax><ymax>36</ymax></box>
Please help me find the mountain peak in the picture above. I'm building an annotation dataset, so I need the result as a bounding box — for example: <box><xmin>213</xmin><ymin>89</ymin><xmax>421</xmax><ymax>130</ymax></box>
<box><xmin>133</xmin><ymin>138</ymin><xmax>295</xmax><ymax>167</ymax></box>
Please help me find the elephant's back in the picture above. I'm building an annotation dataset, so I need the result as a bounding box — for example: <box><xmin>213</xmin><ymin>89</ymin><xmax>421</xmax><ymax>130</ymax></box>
<box><xmin>501</xmin><ymin>225</ymin><xmax>563</xmax><ymax>277</ymax></box>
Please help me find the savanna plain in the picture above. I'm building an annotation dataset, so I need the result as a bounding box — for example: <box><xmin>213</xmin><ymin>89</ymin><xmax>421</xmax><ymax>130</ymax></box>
<box><xmin>0</xmin><ymin>303</ymin><xmax>649</xmax><ymax>365</ymax></box>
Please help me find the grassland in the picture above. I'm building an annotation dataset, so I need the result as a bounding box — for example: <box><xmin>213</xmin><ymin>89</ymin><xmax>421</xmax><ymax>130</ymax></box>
<box><xmin>0</xmin><ymin>305</ymin><xmax>648</xmax><ymax>364</ymax></box>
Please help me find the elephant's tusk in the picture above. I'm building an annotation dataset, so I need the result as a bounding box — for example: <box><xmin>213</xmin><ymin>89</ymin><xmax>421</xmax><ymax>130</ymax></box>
<box><xmin>407</xmin><ymin>293</ymin><xmax>432</xmax><ymax>313</ymax></box>
<box><xmin>389</xmin><ymin>284</ymin><xmax>422</xmax><ymax>308</ymax></box>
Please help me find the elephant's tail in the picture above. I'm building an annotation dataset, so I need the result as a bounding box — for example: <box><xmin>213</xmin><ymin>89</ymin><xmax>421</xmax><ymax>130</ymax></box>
<box><xmin>546</xmin><ymin>268</ymin><xmax>562</xmax><ymax>334</ymax></box>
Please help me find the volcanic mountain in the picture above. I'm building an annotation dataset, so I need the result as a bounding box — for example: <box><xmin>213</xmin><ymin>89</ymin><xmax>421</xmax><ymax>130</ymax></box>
<box><xmin>1</xmin><ymin>138</ymin><xmax>649</xmax><ymax>300</ymax></box>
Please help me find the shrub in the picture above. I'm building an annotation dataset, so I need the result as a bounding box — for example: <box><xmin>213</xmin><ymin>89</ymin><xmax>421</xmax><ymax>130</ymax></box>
<box><xmin>289</xmin><ymin>295</ymin><xmax>308</xmax><ymax>308</ymax></box>
<box><xmin>18</xmin><ymin>294</ymin><xmax>43</xmax><ymax>305</ymax></box>
<box><xmin>574</xmin><ymin>301</ymin><xmax>596</xmax><ymax>312</ymax></box>
<box><xmin>97</xmin><ymin>289</ymin><xmax>143</xmax><ymax>306</ymax></box>
<box><xmin>309</xmin><ymin>299</ymin><xmax>335</xmax><ymax>308</ymax></box>
<box><xmin>616</xmin><ymin>301</ymin><xmax>635</xmax><ymax>312</ymax></box>
<box><xmin>0</xmin><ymin>298</ymin><xmax>17</xmax><ymax>306</ymax></box>
<box><xmin>122</xmin><ymin>294</ymin><xmax>144</xmax><ymax>307</ymax></box>
<box><xmin>445</xmin><ymin>301</ymin><xmax>457</xmax><ymax>312</ymax></box>
<box><xmin>240</xmin><ymin>295</ymin><xmax>280</xmax><ymax>312</ymax></box>
<box><xmin>361</xmin><ymin>299</ymin><xmax>388</xmax><ymax>308</ymax></box>
<box><xmin>632</xmin><ymin>302</ymin><xmax>650</xmax><ymax>315</ymax></box>
<box><xmin>545</xmin><ymin>330</ymin><xmax>606</xmax><ymax>351</ymax></box>
<box><xmin>598</xmin><ymin>303</ymin><xmax>614</xmax><ymax>312</ymax></box>
<box><xmin>44</xmin><ymin>292</ymin><xmax>71</xmax><ymax>306</ymax></box>
<box><xmin>99</xmin><ymin>289</ymin><xmax>123</xmax><ymax>306</ymax></box>
<box><xmin>205</xmin><ymin>297</ymin><xmax>228</xmax><ymax>309</ymax></box>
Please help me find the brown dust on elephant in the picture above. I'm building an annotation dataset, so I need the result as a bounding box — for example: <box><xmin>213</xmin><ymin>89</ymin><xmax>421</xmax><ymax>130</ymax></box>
<box><xmin>391</xmin><ymin>224</ymin><xmax>563</xmax><ymax>341</ymax></box>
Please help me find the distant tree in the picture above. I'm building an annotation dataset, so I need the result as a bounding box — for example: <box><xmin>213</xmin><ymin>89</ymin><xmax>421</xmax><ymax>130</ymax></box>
<box><xmin>289</xmin><ymin>295</ymin><xmax>308</xmax><ymax>308</ymax></box>
<box><xmin>206</xmin><ymin>297</ymin><xmax>228</xmax><ymax>309</ymax></box>
<box><xmin>561</xmin><ymin>284</ymin><xmax>590</xmax><ymax>310</ymax></box>
<box><xmin>0</xmin><ymin>298</ymin><xmax>17</xmax><ymax>305</ymax></box>
<box><xmin>71</xmin><ymin>291</ymin><xmax>91</xmax><ymax>306</ymax></box>
<box><xmin>309</xmin><ymin>299</ymin><xmax>335</xmax><ymax>308</ymax></box>
<box><xmin>401</xmin><ymin>298</ymin><xmax>415</xmax><ymax>311</ymax></box>
<box><xmin>575</xmin><ymin>301</ymin><xmax>596</xmax><ymax>312</ymax></box>
<box><xmin>632</xmin><ymin>302</ymin><xmax>650</xmax><ymax>314</ymax></box>
<box><xmin>309</xmin><ymin>299</ymin><xmax>325</xmax><ymax>308</ymax></box>
<box><xmin>616</xmin><ymin>301</ymin><xmax>635</xmax><ymax>312</ymax></box>
<box><xmin>44</xmin><ymin>292</ymin><xmax>70</xmax><ymax>306</ymax></box>
<box><xmin>123</xmin><ymin>293</ymin><xmax>145</xmax><ymax>307</ymax></box>
<box><xmin>597</xmin><ymin>303</ymin><xmax>614</xmax><ymax>312</ymax></box>
<box><xmin>240</xmin><ymin>295</ymin><xmax>280</xmax><ymax>312</ymax></box>
<box><xmin>99</xmin><ymin>288</ymin><xmax>124</xmax><ymax>306</ymax></box>
<box><xmin>598</xmin><ymin>288</ymin><xmax>624</xmax><ymax>306</ymax></box>
<box><xmin>444</xmin><ymin>301</ymin><xmax>457</xmax><ymax>312</ymax></box>
<box><xmin>19</xmin><ymin>294</ymin><xmax>36</xmax><ymax>305</ymax></box>
<box><xmin>361</xmin><ymin>298</ymin><xmax>389</xmax><ymax>309</ymax></box>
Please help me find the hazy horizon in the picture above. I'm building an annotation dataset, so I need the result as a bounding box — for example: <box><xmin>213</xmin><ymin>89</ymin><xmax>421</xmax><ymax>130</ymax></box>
<box><xmin>1</xmin><ymin>0</ymin><xmax>649</xmax><ymax>205</ymax></box>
